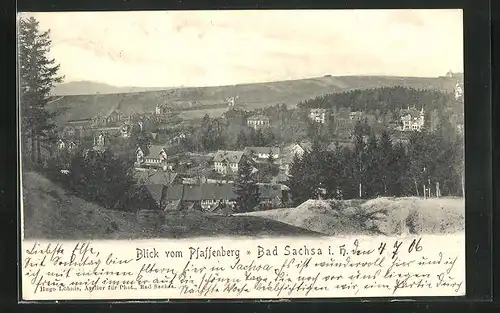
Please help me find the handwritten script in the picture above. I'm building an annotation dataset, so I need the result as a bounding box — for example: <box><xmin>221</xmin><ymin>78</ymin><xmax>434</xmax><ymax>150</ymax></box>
<box><xmin>21</xmin><ymin>235</ymin><xmax>465</xmax><ymax>300</ymax></box>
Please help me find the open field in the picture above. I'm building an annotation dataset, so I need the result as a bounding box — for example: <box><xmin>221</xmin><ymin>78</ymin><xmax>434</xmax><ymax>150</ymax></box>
<box><xmin>47</xmin><ymin>75</ymin><xmax>459</xmax><ymax>123</ymax></box>
<box><xmin>178</xmin><ymin>107</ymin><xmax>229</xmax><ymax>119</ymax></box>
<box><xmin>236</xmin><ymin>197</ymin><xmax>465</xmax><ymax>236</ymax></box>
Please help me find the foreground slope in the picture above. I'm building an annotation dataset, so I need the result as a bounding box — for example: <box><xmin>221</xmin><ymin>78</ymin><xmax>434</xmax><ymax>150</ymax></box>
<box><xmin>21</xmin><ymin>171</ymin><xmax>151</xmax><ymax>240</ymax></box>
<box><xmin>47</xmin><ymin>75</ymin><xmax>460</xmax><ymax>123</ymax></box>
<box><xmin>237</xmin><ymin>197</ymin><xmax>465</xmax><ymax>236</ymax></box>
<box><xmin>22</xmin><ymin>172</ymin><xmax>320</xmax><ymax>239</ymax></box>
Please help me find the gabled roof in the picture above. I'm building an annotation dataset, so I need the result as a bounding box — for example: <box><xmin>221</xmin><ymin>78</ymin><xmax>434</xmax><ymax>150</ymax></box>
<box><xmin>247</xmin><ymin>114</ymin><xmax>269</xmax><ymax>121</ymax></box>
<box><xmin>297</xmin><ymin>141</ymin><xmax>312</xmax><ymax>151</ymax></box>
<box><xmin>201</xmin><ymin>183</ymin><xmax>237</xmax><ymax>200</ymax></box>
<box><xmin>144</xmin><ymin>184</ymin><xmax>165</xmax><ymax>206</ymax></box>
<box><xmin>399</xmin><ymin>107</ymin><xmax>423</xmax><ymax>118</ymax></box>
<box><xmin>244</xmin><ymin>146</ymin><xmax>280</xmax><ymax>156</ymax></box>
<box><xmin>165</xmin><ymin>184</ymin><xmax>184</xmax><ymax>201</ymax></box>
<box><xmin>147</xmin><ymin>145</ymin><xmax>167</xmax><ymax>158</ymax></box>
<box><xmin>164</xmin><ymin>199</ymin><xmax>181</xmax><ymax>212</ymax></box>
<box><xmin>213</xmin><ymin>150</ymin><xmax>244</xmax><ymax>163</ymax></box>
<box><xmin>135</xmin><ymin>171</ymin><xmax>178</xmax><ymax>186</ymax></box>
<box><xmin>272</xmin><ymin>172</ymin><xmax>289</xmax><ymax>184</ymax></box>
<box><xmin>163</xmin><ymin>183</ymin><xmax>238</xmax><ymax>201</ymax></box>
<box><xmin>183</xmin><ymin>185</ymin><xmax>202</xmax><ymax>201</ymax></box>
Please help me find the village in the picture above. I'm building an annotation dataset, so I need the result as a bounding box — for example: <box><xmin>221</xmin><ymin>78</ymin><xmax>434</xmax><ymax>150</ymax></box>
<box><xmin>49</xmin><ymin>75</ymin><xmax>465</xmax><ymax>214</ymax></box>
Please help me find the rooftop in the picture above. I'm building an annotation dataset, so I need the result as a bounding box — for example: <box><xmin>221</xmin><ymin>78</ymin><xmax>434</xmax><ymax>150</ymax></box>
<box><xmin>244</xmin><ymin>146</ymin><xmax>280</xmax><ymax>156</ymax></box>
<box><xmin>247</xmin><ymin>115</ymin><xmax>270</xmax><ymax>121</ymax></box>
<box><xmin>135</xmin><ymin>171</ymin><xmax>178</xmax><ymax>186</ymax></box>
<box><xmin>164</xmin><ymin>183</ymin><xmax>237</xmax><ymax>201</ymax></box>
<box><xmin>144</xmin><ymin>184</ymin><xmax>165</xmax><ymax>206</ymax></box>
<box><xmin>147</xmin><ymin>145</ymin><xmax>167</xmax><ymax>158</ymax></box>
<box><xmin>213</xmin><ymin>150</ymin><xmax>244</xmax><ymax>163</ymax></box>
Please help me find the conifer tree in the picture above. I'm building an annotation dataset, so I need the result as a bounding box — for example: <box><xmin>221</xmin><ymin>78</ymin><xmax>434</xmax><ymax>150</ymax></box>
<box><xmin>364</xmin><ymin>134</ymin><xmax>381</xmax><ymax>198</ymax></box>
<box><xmin>19</xmin><ymin>15</ymin><xmax>64</xmax><ymax>166</ymax></box>
<box><xmin>286</xmin><ymin>152</ymin><xmax>315</xmax><ymax>205</ymax></box>
<box><xmin>391</xmin><ymin>142</ymin><xmax>410</xmax><ymax>196</ymax></box>
<box><xmin>378</xmin><ymin>131</ymin><xmax>394</xmax><ymax>195</ymax></box>
<box><xmin>352</xmin><ymin>127</ymin><xmax>366</xmax><ymax>198</ymax></box>
<box><xmin>234</xmin><ymin>156</ymin><xmax>260</xmax><ymax>212</ymax></box>
<box><xmin>236</xmin><ymin>130</ymin><xmax>247</xmax><ymax>149</ymax></box>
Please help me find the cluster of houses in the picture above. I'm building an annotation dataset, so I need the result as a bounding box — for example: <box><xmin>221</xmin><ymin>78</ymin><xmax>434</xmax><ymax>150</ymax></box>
<box><xmin>305</xmin><ymin>106</ymin><xmax>424</xmax><ymax>135</ymax></box>
<box><xmin>131</xmin><ymin>140</ymin><xmax>314</xmax><ymax>212</ymax></box>
<box><xmin>133</xmin><ymin>145</ymin><xmax>287</xmax><ymax>212</ymax></box>
<box><xmin>51</xmin><ymin>78</ymin><xmax>464</xmax><ymax>213</ymax></box>
<box><xmin>399</xmin><ymin>107</ymin><xmax>425</xmax><ymax>132</ymax></box>
<box><xmin>54</xmin><ymin>101</ymin><xmax>178</xmax><ymax>154</ymax></box>
<box><xmin>136</xmin><ymin>181</ymin><xmax>283</xmax><ymax>213</ymax></box>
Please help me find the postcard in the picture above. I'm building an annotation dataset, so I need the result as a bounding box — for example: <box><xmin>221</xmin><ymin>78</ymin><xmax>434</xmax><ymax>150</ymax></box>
<box><xmin>18</xmin><ymin>9</ymin><xmax>465</xmax><ymax>300</ymax></box>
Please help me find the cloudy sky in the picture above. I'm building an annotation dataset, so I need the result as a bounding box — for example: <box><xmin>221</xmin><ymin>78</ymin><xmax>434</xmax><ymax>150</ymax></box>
<box><xmin>21</xmin><ymin>10</ymin><xmax>463</xmax><ymax>88</ymax></box>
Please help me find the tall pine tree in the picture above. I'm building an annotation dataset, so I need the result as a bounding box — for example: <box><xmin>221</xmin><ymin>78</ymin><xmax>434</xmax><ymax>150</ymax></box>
<box><xmin>378</xmin><ymin>131</ymin><xmax>394</xmax><ymax>195</ymax></box>
<box><xmin>19</xmin><ymin>15</ymin><xmax>64</xmax><ymax>166</ymax></box>
<box><xmin>286</xmin><ymin>152</ymin><xmax>315</xmax><ymax>205</ymax></box>
<box><xmin>233</xmin><ymin>156</ymin><xmax>260</xmax><ymax>212</ymax></box>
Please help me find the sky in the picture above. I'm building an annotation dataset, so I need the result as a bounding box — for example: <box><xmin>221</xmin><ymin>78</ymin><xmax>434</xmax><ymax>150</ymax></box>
<box><xmin>20</xmin><ymin>10</ymin><xmax>464</xmax><ymax>88</ymax></box>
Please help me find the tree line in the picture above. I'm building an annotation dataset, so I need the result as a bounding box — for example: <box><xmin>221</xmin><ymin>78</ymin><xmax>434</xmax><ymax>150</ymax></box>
<box><xmin>297</xmin><ymin>86</ymin><xmax>463</xmax><ymax>115</ymax></box>
<box><xmin>286</xmin><ymin>125</ymin><xmax>464</xmax><ymax>206</ymax></box>
<box><xmin>45</xmin><ymin>147</ymin><xmax>158</xmax><ymax>212</ymax></box>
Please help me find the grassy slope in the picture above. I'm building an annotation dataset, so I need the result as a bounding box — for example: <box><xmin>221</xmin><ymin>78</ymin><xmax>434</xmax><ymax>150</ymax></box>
<box><xmin>160</xmin><ymin>212</ymin><xmax>321</xmax><ymax>238</ymax></box>
<box><xmin>22</xmin><ymin>172</ymin><xmax>320</xmax><ymax>239</ymax></box>
<box><xmin>47</xmin><ymin>75</ymin><xmax>459</xmax><ymax>123</ymax></box>
<box><xmin>237</xmin><ymin>197</ymin><xmax>465</xmax><ymax>236</ymax></box>
<box><xmin>22</xmin><ymin>171</ymin><xmax>153</xmax><ymax>240</ymax></box>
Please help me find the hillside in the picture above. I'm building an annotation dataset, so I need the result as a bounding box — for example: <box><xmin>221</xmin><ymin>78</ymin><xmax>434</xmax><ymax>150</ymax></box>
<box><xmin>52</xmin><ymin>81</ymin><xmax>172</xmax><ymax>96</ymax></box>
<box><xmin>237</xmin><ymin>197</ymin><xmax>465</xmax><ymax>236</ymax></box>
<box><xmin>22</xmin><ymin>171</ymin><xmax>155</xmax><ymax>240</ymax></box>
<box><xmin>22</xmin><ymin>171</ymin><xmax>320</xmax><ymax>239</ymax></box>
<box><xmin>47</xmin><ymin>75</ymin><xmax>461</xmax><ymax>123</ymax></box>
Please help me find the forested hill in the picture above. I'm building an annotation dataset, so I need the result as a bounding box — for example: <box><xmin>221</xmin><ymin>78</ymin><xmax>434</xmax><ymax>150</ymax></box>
<box><xmin>47</xmin><ymin>75</ymin><xmax>461</xmax><ymax>124</ymax></box>
<box><xmin>297</xmin><ymin>86</ymin><xmax>463</xmax><ymax>114</ymax></box>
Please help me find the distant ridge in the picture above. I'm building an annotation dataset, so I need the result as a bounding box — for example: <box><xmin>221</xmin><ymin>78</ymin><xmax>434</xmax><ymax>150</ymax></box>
<box><xmin>47</xmin><ymin>75</ymin><xmax>463</xmax><ymax>123</ymax></box>
<box><xmin>52</xmin><ymin>81</ymin><xmax>172</xmax><ymax>96</ymax></box>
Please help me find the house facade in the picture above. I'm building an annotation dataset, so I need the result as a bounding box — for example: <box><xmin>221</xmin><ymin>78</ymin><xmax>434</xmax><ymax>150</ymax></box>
<box><xmin>93</xmin><ymin>132</ymin><xmax>107</xmax><ymax>150</ymax></box>
<box><xmin>349</xmin><ymin>111</ymin><xmax>363</xmax><ymax>121</ymax></box>
<box><xmin>279</xmin><ymin>142</ymin><xmax>312</xmax><ymax>175</ymax></box>
<box><xmin>155</xmin><ymin>103</ymin><xmax>171</xmax><ymax>115</ymax></box>
<box><xmin>162</xmin><ymin>182</ymin><xmax>282</xmax><ymax>212</ymax></box>
<box><xmin>226</xmin><ymin>96</ymin><xmax>239</xmax><ymax>108</ymax></box>
<box><xmin>244</xmin><ymin>147</ymin><xmax>280</xmax><ymax>160</ymax></box>
<box><xmin>258</xmin><ymin>183</ymin><xmax>283</xmax><ymax>209</ymax></box>
<box><xmin>106</xmin><ymin>109</ymin><xmax>125</xmax><ymax>125</ymax></box>
<box><xmin>246</xmin><ymin>115</ymin><xmax>270</xmax><ymax>129</ymax></box>
<box><xmin>135</xmin><ymin>170</ymin><xmax>180</xmax><ymax>186</ymax></box>
<box><xmin>309</xmin><ymin>108</ymin><xmax>327</xmax><ymax>124</ymax></box>
<box><xmin>400</xmin><ymin>107</ymin><xmax>425</xmax><ymax>132</ymax></box>
<box><xmin>136</xmin><ymin>145</ymin><xmax>168</xmax><ymax>169</ymax></box>
<box><xmin>213</xmin><ymin>150</ymin><xmax>244</xmax><ymax>175</ymax></box>
<box><xmin>162</xmin><ymin>183</ymin><xmax>237</xmax><ymax>212</ymax></box>
<box><xmin>455</xmin><ymin>82</ymin><xmax>464</xmax><ymax>101</ymax></box>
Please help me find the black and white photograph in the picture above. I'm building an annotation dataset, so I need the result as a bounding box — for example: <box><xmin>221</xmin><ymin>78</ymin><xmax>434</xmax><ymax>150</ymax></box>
<box><xmin>18</xmin><ymin>9</ymin><xmax>470</xmax><ymax>300</ymax></box>
<box><xmin>19</xmin><ymin>10</ymin><xmax>465</xmax><ymax>240</ymax></box>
